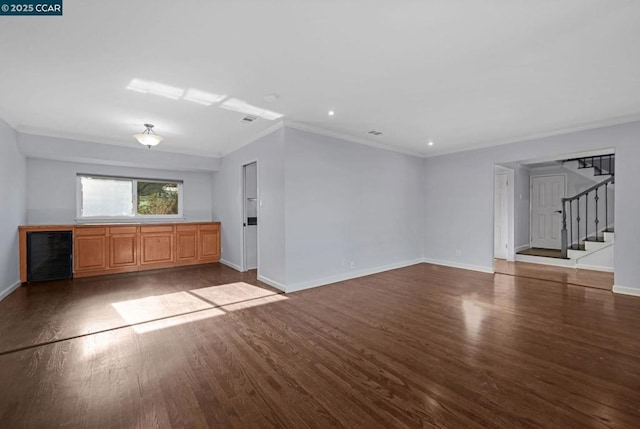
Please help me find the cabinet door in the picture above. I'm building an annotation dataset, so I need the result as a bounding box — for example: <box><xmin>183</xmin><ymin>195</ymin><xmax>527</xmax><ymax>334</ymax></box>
<box><xmin>198</xmin><ymin>224</ymin><xmax>220</xmax><ymax>262</ymax></box>
<box><xmin>140</xmin><ymin>226</ymin><xmax>175</xmax><ymax>267</ymax></box>
<box><xmin>109</xmin><ymin>226</ymin><xmax>138</xmax><ymax>268</ymax></box>
<box><xmin>74</xmin><ymin>234</ymin><xmax>108</xmax><ymax>273</ymax></box>
<box><xmin>109</xmin><ymin>234</ymin><xmax>138</xmax><ymax>268</ymax></box>
<box><xmin>176</xmin><ymin>225</ymin><xmax>198</xmax><ymax>263</ymax></box>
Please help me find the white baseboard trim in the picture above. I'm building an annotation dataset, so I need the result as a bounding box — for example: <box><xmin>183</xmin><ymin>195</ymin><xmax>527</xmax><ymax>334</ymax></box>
<box><xmin>422</xmin><ymin>258</ymin><xmax>494</xmax><ymax>274</ymax></box>
<box><xmin>575</xmin><ymin>263</ymin><xmax>614</xmax><ymax>273</ymax></box>
<box><xmin>0</xmin><ymin>280</ymin><xmax>21</xmax><ymax>301</ymax></box>
<box><xmin>515</xmin><ymin>244</ymin><xmax>530</xmax><ymax>252</ymax></box>
<box><xmin>612</xmin><ymin>285</ymin><xmax>640</xmax><ymax>297</ymax></box>
<box><xmin>286</xmin><ymin>258</ymin><xmax>424</xmax><ymax>293</ymax></box>
<box><xmin>220</xmin><ymin>259</ymin><xmax>242</xmax><ymax>272</ymax></box>
<box><xmin>257</xmin><ymin>275</ymin><xmax>286</xmax><ymax>292</ymax></box>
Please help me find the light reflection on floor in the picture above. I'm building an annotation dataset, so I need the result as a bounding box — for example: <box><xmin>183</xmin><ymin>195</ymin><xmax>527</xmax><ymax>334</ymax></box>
<box><xmin>110</xmin><ymin>282</ymin><xmax>287</xmax><ymax>334</ymax></box>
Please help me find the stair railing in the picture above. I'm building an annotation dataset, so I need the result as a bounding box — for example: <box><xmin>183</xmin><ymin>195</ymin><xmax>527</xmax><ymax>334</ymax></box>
<box><xmin>562</xmin><ymin>154</ymin><xmax>615</xmax><ymax>176</ymax></box>
<box><xmin>560</xmin><ymin>176</ymin><xmax>614</xmax><ymax>258</ymax></box>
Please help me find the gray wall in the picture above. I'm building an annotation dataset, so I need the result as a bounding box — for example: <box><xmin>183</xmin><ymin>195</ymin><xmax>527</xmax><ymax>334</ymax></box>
<box><xmin>27</xmin><ymin>159</ymin><xmax>214</xmax><ymax>224</ymax></box>
<box><xmin>212</xmin><ymin>128</ymin><xmax>286</xmax><ymax>289</ymax></box>
<box><xmin>424</xmin><ymin>120</ymin><xmax>639</xmax><ymax>293</ymax></box>
<box><xmin>0</xmin><ymin>119</ymin><xmax>27</xmax><ymax>297</ymax></box>
<box><xmin>284</xmin><ymin>128</ymin><xmax>424</xmax><ymax>290</ymax></box>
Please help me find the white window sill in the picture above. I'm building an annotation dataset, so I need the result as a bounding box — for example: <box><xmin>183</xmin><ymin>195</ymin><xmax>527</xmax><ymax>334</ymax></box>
<box><xmin>75</xmin><ymin>216</ymin><xmax>186</xmax><ymax>224</ymax></box>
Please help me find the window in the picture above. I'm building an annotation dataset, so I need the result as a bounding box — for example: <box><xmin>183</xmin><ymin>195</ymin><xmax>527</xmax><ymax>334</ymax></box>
<box><xmin>78</xmin><ymin>175</ymin><xmax>183</xmax><ymax>220</ymax></box>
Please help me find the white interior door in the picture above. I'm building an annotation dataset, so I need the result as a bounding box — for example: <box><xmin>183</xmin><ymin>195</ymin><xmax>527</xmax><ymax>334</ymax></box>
<box><xmin>243</xmin><ymin>163</ymin><xmax>258</xmax><ymax>270</ymax></box>
<box><xmin>494</xmin><ymin>172</ymin><xmax>509</xmax><ymax>259</ymax></box>
<box><xmin>531</xmin><ymin>175</ymin><xmax>566</xmax><ymax>249</ymax></box>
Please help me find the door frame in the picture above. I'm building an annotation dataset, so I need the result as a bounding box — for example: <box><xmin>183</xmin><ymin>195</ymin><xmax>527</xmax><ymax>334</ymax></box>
<box><xmin>493</xmin><ymin>165</ymin><xmax>515</xmax><ymax>262</ymax></box>
<box><xmin>240</xmin><ymin>160</ymin><xmax>259</xmax><ymax>273</ymax></box>
<box><xmin>529</xmin><ymin>173</ymin><xmax>567</xmax><ymax>250</ymax></box>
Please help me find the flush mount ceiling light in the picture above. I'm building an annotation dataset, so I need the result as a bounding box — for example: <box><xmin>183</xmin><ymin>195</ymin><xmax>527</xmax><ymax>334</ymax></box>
<box><xmin>428</xmin><ymin>140</ymin><xmax>434</xmax><ymax>146</ymax></box>
<box><xmin>133</xmin><ymin>123</ymin><xmax>164</xmax><ymax>148</ymax></box>
<box><xmin>328</xmin><ymin>110</ymin><xmax>335</xmax><ymax>116</ymax></box>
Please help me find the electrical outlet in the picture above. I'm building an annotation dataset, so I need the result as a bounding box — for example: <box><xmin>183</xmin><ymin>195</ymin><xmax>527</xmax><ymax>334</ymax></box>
<box><xmin>455</xmin><ymin>249</ymin><xmax>462</xmax><ymax>257</ymax></box>
<box><xmin>350</xmin><ymin>261</ymin><xmax>355</xmax><ymax>269</ymax></box>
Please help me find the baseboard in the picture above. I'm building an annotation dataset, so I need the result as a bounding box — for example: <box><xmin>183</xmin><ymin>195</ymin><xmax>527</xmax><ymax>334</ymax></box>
<box><xmin>286</xmin><ymin>258</ymin><xmax>424</xmax><ymax>293</ymax></box>
<box><xmin>220</xmin><ymin>259</ymin><xmax>242</xmax><ymax>272</ymax></box>
<box><xmin>612</xmin><ymin>285</ymin><xmax>640</xmax><ymax>297</ymax></box>
<box><xmin>422</xmin><ymin>258</ymin><xmax>495</xmax><ymax>274</ymax></box>
<box><xmin>257</xmin><ymin>275</ymin><xmax>286</xmax><ymax>292</ymax></box>
<box><xmin>0</xmin><ymin>280</ymin><xmax>21</xmax><ymax>301</ymax></box>
<box><xmin>575</xmin><ymin>263</ymin><xmax>614</xmax><ymax>273</ymax></box>
<box><xmin>515</xmin><ymin>244</ymin><xmax>530</xmax><ymax>252</ymax></box>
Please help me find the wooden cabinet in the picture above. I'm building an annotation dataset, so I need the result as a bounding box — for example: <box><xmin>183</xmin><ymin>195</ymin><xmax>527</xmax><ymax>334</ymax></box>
<box><xmin>176</xmin><ymin>225</ymin><xmax>198</xmax><ymax>264</ymax></box>
<box><xmin>74</xmin><ymin>227</ymin><xmax>108</xmax><ymax>274</ymax></box>
<box><xmin>140</xmin><ymin>225</ymin><xmax>175</xmax><ymax>268</ymax></box>
<box><xmin>198</xmin><ymin>224</ymin><xmax>220</xmax><ymax>262</ymax></box>
<box><xmin>19</xmin><ymin>222</ymin><xmax>221</xmax><ymax>282</ymax></box>
<box><xmin>109</xmin><ymin>226</ymin><xmax>138</xmax><ymax>271</ymax></box>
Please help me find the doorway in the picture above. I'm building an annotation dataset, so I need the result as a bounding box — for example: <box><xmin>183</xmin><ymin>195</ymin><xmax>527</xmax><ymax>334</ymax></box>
<box><xmin>242</xmin><ymin>162</ymin><xmax>258</xmax><ymax>271</ymax></box>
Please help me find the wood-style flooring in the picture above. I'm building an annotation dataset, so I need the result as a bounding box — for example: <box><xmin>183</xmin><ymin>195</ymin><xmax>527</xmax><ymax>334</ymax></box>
<box><xmin>0</xmin><ymin>262</ymin><xmax>639</xmax><ymax>428</ymax></box>
<box><xmin>495</xmin><ymin>259</ymin><xmax>614</xmax><ymax>291</ymax></box>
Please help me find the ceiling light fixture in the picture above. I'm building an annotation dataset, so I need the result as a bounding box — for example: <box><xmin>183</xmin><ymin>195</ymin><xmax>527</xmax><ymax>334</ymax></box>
<box><xmin>220</xmin><ymin>98</ymin><xmax>284</xmax><ymax>120</ymax></box>
<box><xmin>134</xmin><ymin>123</ymin><xmax>164</xmax><ymax>148</ymax></box>
<box><xmin>328</xmin><ymin>110</ymin><xmax>335</xmax><ymax>116</ymax></box>
<box><xmin>428</xmin><ymin>140</ymin><xmax>434</xmax><ymax>146</ymax></box>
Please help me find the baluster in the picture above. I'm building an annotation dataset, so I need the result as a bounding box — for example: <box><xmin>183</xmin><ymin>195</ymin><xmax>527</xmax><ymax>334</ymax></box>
<box><xmin>570</xmin><ymin>199</ymin><xmax>573</xmax><ymax>249</ymax></box>
<box><xmin>594</xmin><ymin>187</ymin><xmax>599</xmax><ymax>241</ymax></box>
<box><xmin>605</xmin><ymin>182</ymin><xmax>608</xmax><ymax>232</ymax></box>
<box><xmin>585</xmin><ymin>191</ymin><xmax>589</xmax><ymax>242</ymax></box>
<box><xmin>576</xmin><ymin>197</ymin><xmax>581</xmax><ymax>249</ymax></box>
<box><xmin>561</xmin><ymin>200</ymin><xmax>568</xmax><ymax>258</ymax></box>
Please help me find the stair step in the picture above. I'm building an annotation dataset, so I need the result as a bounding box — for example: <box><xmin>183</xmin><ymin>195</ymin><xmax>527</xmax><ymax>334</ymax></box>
<box><xmin>584</xmin><ymin>237</ymin><xmax>605</xmax><ymax>243</ymax></box>
<box><xmin>605</xmin><ymin>228</ymin><xmax>614</xmax><ymax>233</ymax></box>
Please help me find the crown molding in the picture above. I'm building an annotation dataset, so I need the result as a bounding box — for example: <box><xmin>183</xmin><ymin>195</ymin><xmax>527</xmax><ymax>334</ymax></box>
<box><xmin>283</xmin><ymin>121</ymin><xmax>426</xmax><ymax>158</ymax></box>
<box><xmin>423</xmin><ymin>113</ymin><xmax>640</xmax><ymax>159</ymax></box>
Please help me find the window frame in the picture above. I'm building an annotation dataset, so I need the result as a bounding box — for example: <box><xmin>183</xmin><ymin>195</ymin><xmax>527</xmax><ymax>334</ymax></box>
<box><xmin>76</xmin><ymin>174</ymin><xmax>184</xmax><ymax>222</ymax></box>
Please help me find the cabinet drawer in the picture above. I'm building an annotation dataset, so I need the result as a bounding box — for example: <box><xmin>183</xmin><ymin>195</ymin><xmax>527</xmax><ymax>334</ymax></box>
<box><xmin>109</xmin><ymin>226</ymin><xmax>137</xmax><ymax>235</ymax></box>
<box><xmin>75</xmin><ymin>227</ymin><xmax>107</xmax><ymax>236</ymax></box>
<box><xmin>176</xmin><ymin>225</ymin><xmax>198</xmax><ymax>232</ymax></box>
<box><xmin>140</xmin><ymin>225</ymin><xmax>174</xmax><ymax>233</ymax></box>
<box><xmin>198</xmin><ymin>224</ymin><xmax>220</xmax><ymax>232</ymax></box>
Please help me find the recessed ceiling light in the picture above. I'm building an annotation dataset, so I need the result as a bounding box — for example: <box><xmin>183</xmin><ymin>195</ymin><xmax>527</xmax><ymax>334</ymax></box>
<box><xmin>183</xmin><ymin>88</ymin><xmax>226</xmax><ymax>106</ymax></box>
<box><xmin>428</xmin><ymin>140</ymin><xmax>434</xmax><ymax>146</ymax></box>
<box><xmin>328</xmin><ymin>110</ymin><xmax>335</xmax><ymax>116</ymax></box>
<box><xmin>220</xmin><ymin>98</ymin><xmax>284</xmax><ymax>120</ymax></box>
<box><xmin>263</xmin><ymin>93</ymin><xmax>279</xmax><ymax>103</ymax></box>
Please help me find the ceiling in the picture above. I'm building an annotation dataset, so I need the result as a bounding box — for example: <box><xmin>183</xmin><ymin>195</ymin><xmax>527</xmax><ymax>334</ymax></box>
<box><xmin>1</xmin><ymin>0</ymin><xmax>640</xmax><ymax>158</ymax></box>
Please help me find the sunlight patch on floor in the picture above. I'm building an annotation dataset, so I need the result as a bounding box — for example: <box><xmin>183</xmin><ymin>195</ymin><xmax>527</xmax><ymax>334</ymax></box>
<box><xmin>110</xmin><ymin>282</ymin><xmax>287</xmax><ymax>334</ymax></box>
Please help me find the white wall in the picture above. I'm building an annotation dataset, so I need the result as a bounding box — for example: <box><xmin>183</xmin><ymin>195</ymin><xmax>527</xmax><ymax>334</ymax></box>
<box><xmin>19</xmin><ymin>133</ymin><xmax>220</xmax><ymax>172</ymax></box>
<box><xmin>283</xmin><ymin>128</ymin><xmax>424</xmax><ymax>291</ymax></box>
<box><xmin>212</xmin><ymin>128</ymin><xmax>286</xmax><ymax>289</ymax></box>
<box><xmin>27</xmin><ymin>159</ymin><xmax>214</xmax><ymax>224</ymax></box>
<box><xmin>424</xmin><ymin>120</ymin><xmax>640</xmax><ymax>295</ymax></box>
<box><xmin>0</xmin><ymin>119</ymin><xmax>26</xmax><ymax>298</ymax></box>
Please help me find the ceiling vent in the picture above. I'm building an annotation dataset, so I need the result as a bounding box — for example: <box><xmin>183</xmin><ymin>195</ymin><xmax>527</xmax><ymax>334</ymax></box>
<box><xmin>368</xmin><ymin>130</ymin><xmax>383</xmax><ymax>136</ymax></box>
<box><xmin>240</xmin><ymin>115</ymin><xmax>258</xmax><ymax>123</ymax></box>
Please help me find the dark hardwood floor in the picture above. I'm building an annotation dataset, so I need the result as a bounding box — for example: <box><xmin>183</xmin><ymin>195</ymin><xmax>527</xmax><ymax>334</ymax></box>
<box><xmin>1</xmin><ymin>263</ymin><xmax>639</xmax><ymax>428</ymax></box>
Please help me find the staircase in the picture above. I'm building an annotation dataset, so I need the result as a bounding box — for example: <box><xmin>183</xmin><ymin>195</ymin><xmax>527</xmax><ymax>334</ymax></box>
<box><xmin>516</xmin><ymin>154</ymin><xmax>615</xmax><ymax>272</ymax></box>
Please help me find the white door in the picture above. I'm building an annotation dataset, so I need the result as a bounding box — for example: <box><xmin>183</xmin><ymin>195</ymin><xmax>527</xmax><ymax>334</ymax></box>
<box><xmin>243</xmin><ymin>163</ymin><xmax>258</xmax><ymax>270</ymax></box>
<box><xmin>494</xmin><ymin>172</ymin><xmax>509</xmax><ymax>259</ymax></box>
<box><xmin>531</xmin><ymin>175</ymin><xmax>566</xmax><ymax>249</ymax></box>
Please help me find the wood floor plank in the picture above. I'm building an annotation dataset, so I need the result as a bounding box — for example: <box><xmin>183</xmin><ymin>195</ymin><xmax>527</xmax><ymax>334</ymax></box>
<box><xmin>0</xmin><ymin>262</ymin><xmax>639</xmax><ymax>427</ymax></box>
